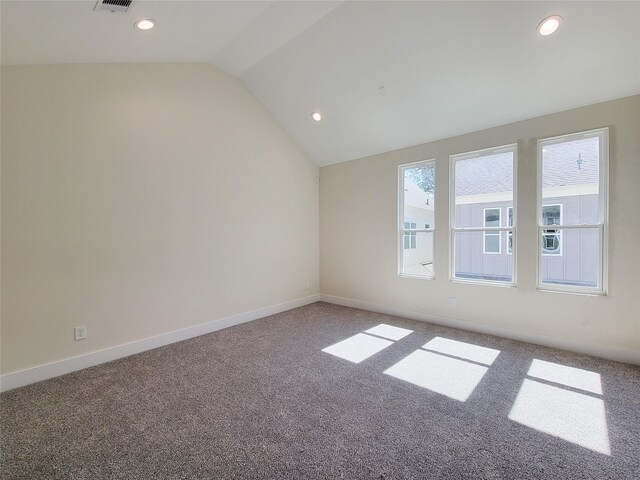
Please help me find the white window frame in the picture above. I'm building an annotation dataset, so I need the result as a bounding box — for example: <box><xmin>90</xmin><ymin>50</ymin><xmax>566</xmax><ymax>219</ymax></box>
<box><xmin>449</xmin><ymin>144</ymin><xmax>517</xmax><ymax>286</ymax></box>
<box><xmin>483</xmin><ymin>207</ymin><xmax>502</xmax><ymax>254</ymax></box>
<box><xmin>541</xmin><ymin>204</ymin><xmax>563</xmax><ymax>256</ymax></box>
<box><xmin>537</xmin><ymin>128</ymin><xmax>608</xmax><ymax>295</ymax></box>
<box><xmin>398</xmin><ymin>159</ymin><xmax>436</xmax><ymax>279</ymax></box>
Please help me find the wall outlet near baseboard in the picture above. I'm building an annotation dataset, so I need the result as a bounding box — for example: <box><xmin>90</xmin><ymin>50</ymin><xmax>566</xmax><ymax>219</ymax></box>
<box><xmin>302</xmin><ymin>280</ymin><xmax>311</xmax><ymax>290</ymax></box>
<box><xmin>448</xmin><ymin>297</ymin><xmax>457</xmax><ymax>308</ymax></box>
<box><xmin>74</xmin><ymin>326</ymin><xmax>87</xmax><ymax>341</ymax></box>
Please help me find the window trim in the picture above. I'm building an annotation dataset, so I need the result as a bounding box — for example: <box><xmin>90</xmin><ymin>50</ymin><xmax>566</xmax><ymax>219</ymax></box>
<box><xmin>398</xmin><ymin>159</ymin><xmax>436</xmax><ymax>279</ymax></box>
<box><xmin>449</xmin><ymin>143</ymin><xmax>518</xmax><ymax>287</ymax></box>
<box><xmin>536</xmin><ymin>127</ymin><xmax>609</xmax><ymax>295</ymax></box>
<box><xmin>483</xmin><ymin>207</ymin><xmax>502</xmax><ymax>255</ymax></box>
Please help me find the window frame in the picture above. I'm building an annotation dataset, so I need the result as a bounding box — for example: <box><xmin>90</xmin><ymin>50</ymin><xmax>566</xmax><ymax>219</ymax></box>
<box><xmin>398</xmin><ymin>159</ymin><xmax>436</xmax><ymax>279</ymax></box>
<box><xmin>536</xmin><ymin>127</ymin><xmax>609</xmax><ymax>295</ymax></box>
<box><xmin>449</xmin><ymin>143</ymin><xmax>518</xmax><ymax>287</ymax></box>
<box><xmin>482</xmin><ymin>207</ymin><xmax>502</xmax><ymax>255</ymax></box>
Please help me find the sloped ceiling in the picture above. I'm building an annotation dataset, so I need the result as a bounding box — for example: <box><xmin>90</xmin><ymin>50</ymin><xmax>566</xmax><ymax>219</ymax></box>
<box><xmin>2</xmin><ymin>1</ymin><xmax>639</xmax><ymax>166</ymax></box>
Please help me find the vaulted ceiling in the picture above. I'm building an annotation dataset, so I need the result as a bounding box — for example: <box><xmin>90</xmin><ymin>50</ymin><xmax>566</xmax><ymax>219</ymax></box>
<box><xmin>2</xmin><ymin>1</ymin><xmax>639</xmax><ymax>166</ymax></box>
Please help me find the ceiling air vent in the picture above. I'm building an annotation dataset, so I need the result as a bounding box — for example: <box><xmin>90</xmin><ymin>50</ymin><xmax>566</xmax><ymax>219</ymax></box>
<box><xmin>94</xmin><ymin>0</ymin><xmax>134</xmax><ymax>13</ymax></box>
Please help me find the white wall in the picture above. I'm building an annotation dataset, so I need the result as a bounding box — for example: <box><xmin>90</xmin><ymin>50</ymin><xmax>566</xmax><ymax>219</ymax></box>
<box><xmin>320</xmin><ymin>96</ymin><xmax>640</xmax><ymax>361</ymax></box>
<box><xmin>1</xmin><ymin>63</ymin><xmax>319</xmax><ymax>375</ymax></box>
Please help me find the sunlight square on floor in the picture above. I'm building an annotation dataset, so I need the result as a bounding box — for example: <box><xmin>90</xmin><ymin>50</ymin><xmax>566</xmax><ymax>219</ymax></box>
<box><xmin>384</xmin><ymin>349</ymin><xmax>488</xmax><ymax>401</ymax></box>
<box><xmin>322</xmin><ymin>333</ymin><xmax>393</xmax><ymax>364</ymax></box>
<box><xmin>364</xmin><ymin>323</ymin><xmax>413</xmax><ymax>341</ymax></box>
<box><xmin>508</xmin><ymin>379</ymin><xmax>610</xmax><ymax>455</ymax></box>
<box><xmin>422</xmin><ymin>337</ymin><xmax>500</xmax><ymax>365</ymax></box>
<box><xmin>527</xmin><ymin>359</ymin><xmax>602</xmax><ymax>394</ymax></box>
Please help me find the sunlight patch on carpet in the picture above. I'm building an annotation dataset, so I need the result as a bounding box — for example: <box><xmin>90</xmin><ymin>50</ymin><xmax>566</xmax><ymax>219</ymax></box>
<box><xmin>509</xmin><ymin>379</ymin><xmax>610</xmax><ymax>455</ymax></box>
<box><xmin>527</xmin><ymin>359</ymin><xmax>602</xmax><ymax>394</ymax></box>
<box><xmin>322</xmin><ymin>333</ymin><xmax>393</xmax><ymax>363</ymax></box>
<box><xmin>422</xmin><ymin>337</ymin><xmax>500</xmax><ymax>365</ymax></box>
<box><xmin>384</xmin><ymin>349</ymin><xmax>488</xmax><ymax>401</ymax></box>
<box><xmin>365</xmin><ymin>323</ymin><xmax>413</xmax><ymax>341</ymax></box>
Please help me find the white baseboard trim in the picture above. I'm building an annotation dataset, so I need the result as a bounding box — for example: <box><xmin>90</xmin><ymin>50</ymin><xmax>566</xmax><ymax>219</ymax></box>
<box><xmin>0</xmin><ymin>294</ymin><xmax>321</xmax><ymax>392</ymax></box>
<box><xmin>319</xmin><ymin>294</ymin><xmax>640</xmax><ymax>365</ymax></box>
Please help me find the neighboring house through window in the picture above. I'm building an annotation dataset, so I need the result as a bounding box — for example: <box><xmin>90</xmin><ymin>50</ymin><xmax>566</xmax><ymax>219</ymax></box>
<box><xmin>507</xmin><ymin>207</ymin><xmax>513</xmax><ymax>254</ymax></box>
<box><xmin>541</xmin><ymin>205</ymin><xmax>562</xmax><ymax>255</ymax></box>
<box><xmin>403</xmin><ymin>222</ymin><xmax>417</xmax><ymax>249</ymax></box>
<box><xmin>483</xmin><ymin>208</ymin><xmax>501</xmax><ymax>254</ymax></box>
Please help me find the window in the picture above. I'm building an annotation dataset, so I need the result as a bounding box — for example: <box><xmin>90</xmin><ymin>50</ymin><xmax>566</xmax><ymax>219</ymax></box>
<box><xmin>541</xmin><ymin>205</ymin><xmax>562</xmax><ymax>255</ymax></box>
<box><xmin>538</xmin><ymin>128</ymin><xmax>608</xmax><ymax>293</ymax></box>
<box><xmin>399</xmin><ymin>160</ymin><xmax>435</xmax><ymax>278</ymax></box>
<box><xmin>507</xmin><ymin>207</ymin><xmax>513</xmax><ymax>254</ymax></box>
<box><xmin>451</xmin><ymin>144</ymin><xmax>516</xmax><ymax>284</ymax></box>
<box><xmin>403</xmin><ymin>222</ymin><xmax>417</xmax><ymax>249</ymax></box>
<box><xmin>483</xmin><ymin>208</ymin><xmax>501</xmax><ymax>254</ymax></box>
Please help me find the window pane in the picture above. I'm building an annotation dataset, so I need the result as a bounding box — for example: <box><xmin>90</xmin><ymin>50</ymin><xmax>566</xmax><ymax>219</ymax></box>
<box><xmin>403</xmin><ymin>164</ymin><xmax>435</xmax><ymax>229</ymax></box>
<box><xmin>484</xmin><ymin>233</ymin><xmax>500</xmax><ymax>254</ymax></box>
<box><xmin>403</xmin><ymin>236</ymin><xmax>410</xmax><ymax>249</ymax></box>
<box><xmin>542</xmin><ymin>205</ymin><xmax>561</xmax><ymax>226</ymax></box>
<box><xmin>454</xmin><ymin>231</ymin><xmax>513</xmax><ymax>282</ymax></box>
<box><xmin>542</xmin><ymin>229</ymin><xmax>561</xmax><ymax>255</ymax></box>
<box><xmin>455</xmin><ymin>150</ymin><xmax>513</xmax><ymax>228</ymax></box>
<box><xmin>402</xmin><ymin>231</ymin><xmax>434</xmax><ymax>277</ymax></box>
<box><xmin>484</xmin><ymin>208</ymin><xmax>500</xmax><ymax>227</ymax></box>
<box><xmin>540</xmin><ymin>227</ymin><xmax>600</xmax><ymax>288</ymax></box>
<box><xmin>541</xmin><ymin>136</ymin><xmax>599</xmax><ymax>226</ymax></box>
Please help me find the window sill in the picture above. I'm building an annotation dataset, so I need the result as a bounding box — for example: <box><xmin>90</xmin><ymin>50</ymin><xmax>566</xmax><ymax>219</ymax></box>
<box><xmin>537</xmin><ymin>285</ymin><xmax>607</xmax><ymax>297</ymax></box>
<box><xmin>399</xmin><ymin>273</ymin><xmax>435</xmax><ymax>281</ymax></box>
<box><xmin>450</xmin><ymin>278</ymin><xmax>516</xmax><ymax>288</ymax></box>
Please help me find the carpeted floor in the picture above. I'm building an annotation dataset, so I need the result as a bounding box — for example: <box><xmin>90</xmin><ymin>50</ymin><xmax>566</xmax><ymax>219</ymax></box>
<box><xmin>1</xmin><ymin>302</ymin><xmax>639</xmax><ymax>479</ymax></box>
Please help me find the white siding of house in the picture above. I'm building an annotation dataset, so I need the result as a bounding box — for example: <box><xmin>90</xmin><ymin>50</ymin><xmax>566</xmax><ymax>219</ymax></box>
<box><xmin>454</xmin><ymin>194</ymin><xmax>598</xmax><ymax>285</ymax></box>
<box><xmin>402</xmin><ymin>205</ymin><xmax>434</xmax><ymax>275</ymax></box>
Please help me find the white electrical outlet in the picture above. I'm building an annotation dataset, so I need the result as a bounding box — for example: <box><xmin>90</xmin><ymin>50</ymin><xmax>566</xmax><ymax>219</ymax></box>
<box><xmin>448</xmin><ymin>297</ymin><xmax>457</xmax><ymax>308</ymax></box>
<box><xmin>74</xmin><ymin>326</ymin><xmax>87</xmax><ymax>341</ymax></box>
<box><xmin>302</xmin><ymin>280</ymin><xmax>311</xmax><ymax>290</ymax></box>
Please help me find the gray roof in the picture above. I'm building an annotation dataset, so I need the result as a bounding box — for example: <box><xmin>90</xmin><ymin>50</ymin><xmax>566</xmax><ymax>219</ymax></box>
<box><xmin>455</xmin><ymin>136</ymin><xmax>599</xmax><ymax>196</ymax></box>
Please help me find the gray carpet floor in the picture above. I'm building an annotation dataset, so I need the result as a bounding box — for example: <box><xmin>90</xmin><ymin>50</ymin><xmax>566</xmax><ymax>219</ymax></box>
<box><xmin>1</xmin><ymin>302</ymin><xmax>639</xmax><ymax>479</ymax></box>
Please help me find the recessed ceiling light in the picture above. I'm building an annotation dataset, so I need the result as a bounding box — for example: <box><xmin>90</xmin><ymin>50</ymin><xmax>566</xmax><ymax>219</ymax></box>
<box><xmin>135</xmin><ymin>19</ymin><xmax>156</xmax><ymax>30</ymax></box>
<box><xmin>311</xmin><ymin>112</ymin><xmax>322</xmax><ymax>122</ymax></box>
<box><xmin>537</xmin><ymin>15</ymin><xmax>562</xmax><ymax>36</ymax></box>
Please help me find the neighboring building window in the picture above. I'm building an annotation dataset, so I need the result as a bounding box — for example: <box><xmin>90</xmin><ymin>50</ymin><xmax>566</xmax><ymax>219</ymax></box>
<box><xmin>399</xmin><ymin>160</ymin><xmax>435</xmax><ymax>278</ymax></box>
<box><xmin>451</xmin><ymin>144</ymin><xmax>516</xmax><ymax>284</ymax></box>
<box><xmin>403</xmin><ymin>222</ymin><xmax>417</xmax><ymax>249</ymax></box>
<box><xmin>538</xmin><ymin>128</ymin><xmax>608</xmax><ymax>293</ymax></box>
<box><xmin>483</xmin><ymin>208</ymin><xmax>501</xmax><ymax>254</ymax></box>
<box><xmin>507</xmin><ymin>207</ymin><xmax>513</xmax><ymax>254</ymax></box>
<box><xmin>541</xmin><ymin>205</ymin><xmax>562</xmax><ymax>255</ymax></box>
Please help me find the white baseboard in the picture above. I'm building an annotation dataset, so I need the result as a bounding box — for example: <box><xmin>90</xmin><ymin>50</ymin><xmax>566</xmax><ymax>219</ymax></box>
<box><xmin>320</xmin><ymin>294</ymin><xmax>640</xmax><ymax>365</ymax></box>
<box><xmin>0</xmin><ymin>294</ymin><xmax>321</xmax><ymax>392</ymax></box>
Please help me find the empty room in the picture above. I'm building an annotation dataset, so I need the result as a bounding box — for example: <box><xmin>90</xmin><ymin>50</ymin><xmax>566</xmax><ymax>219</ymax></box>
<box><xmin>1</xmin><ymin>1</ymin><xmax>639</xmax><ymax>478</ymax></box>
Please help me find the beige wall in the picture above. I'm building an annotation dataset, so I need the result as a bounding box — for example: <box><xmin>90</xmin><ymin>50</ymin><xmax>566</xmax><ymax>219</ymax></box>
<box><xmin>1</xmin><ymin>63</ymin><xmax>319</xmax><ymax>374</ymax></box>
<box><xmin>321</xmin><ymin>96</ymin><xmax>640</xmax><ymax>355</ymax></box>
